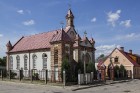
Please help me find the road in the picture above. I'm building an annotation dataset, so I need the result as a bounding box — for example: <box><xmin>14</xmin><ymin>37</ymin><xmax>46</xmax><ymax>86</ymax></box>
<box><xmin>0</xmin><ymin>79</ymin><xmax>140</xmax><ymax>93</ymax></box>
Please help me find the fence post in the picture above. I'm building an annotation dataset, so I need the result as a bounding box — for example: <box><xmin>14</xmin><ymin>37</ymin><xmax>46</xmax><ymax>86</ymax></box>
<box><xmin>63</xmin><ymin>70</ymin><xmax>66</xmax><ymax>87</ymax></box>
<box><xmin>91</xmin><ymin>72</ymin><xmax>93</xmax><ymax>84</ymax></box>
<box><xmin>31</xmin><ymin>69</ymin><xmax>33</xmax><ymax>82</ymax></box>
<box><xmin>9</xmin><ymin>70</ymin><xmax>11</xmax><ymax>80</ymax></box>
<box><xmin>19</xmin><ymin>70</ymin><xmax>22</xmax><ymax>81</ymax></box>
<box><xmin>78</xmin><ymin>70</ymin><xmax>81</xmax><ymax>85</ymax></box>
<box><xmin>45</xmin><ymin>69</ymin><xmax>48</xmax><ymax>84</ymax></box>
<box><xmin>1</xmin><ymin>70</ymin><xmax>3</xmax><ymax>80</ymax></box>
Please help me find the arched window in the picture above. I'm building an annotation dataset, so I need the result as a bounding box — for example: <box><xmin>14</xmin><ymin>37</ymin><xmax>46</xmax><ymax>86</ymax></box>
<box><xmin>16</xmin><ymin>55</ymin><xmax>20</xmax><ymax>70</ymax></box>
<box><xmin>65</xmin><ymin>46</ymin><xmax>70</xmax><ymax>61</ymax></box>
<box><xmin>24</xmin><ymin>55</ymin><xmax>28</xmax><ymax>70</ymax></box>
<box><xmin>82</xmin><ymin>53</ymin><xmax>91</xmax><ymax>64</ymax></box>
<box><xmin>54</xmin><ymin>47</ymin><xmax>58</xmax><ymax>64</ymax></box>
<box><xmin>32</xmin><ymin>54</ymin><xmax>37</xmax><ymax>69</ymax></box>
<box><xmin>42</xmin><ymin>53</ymin><xmax>47</xmax><ymax>69</ymax></box>
<box><xmin>9</xmin><ymin>56</ymin><xmax>13</xmax><ymax>70</ymax></box>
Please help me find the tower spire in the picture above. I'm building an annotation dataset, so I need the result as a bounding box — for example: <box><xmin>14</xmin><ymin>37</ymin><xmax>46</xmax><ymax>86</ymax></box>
<box><xmin>65</xmin><ymin>8</ymin><xmax>74</xmax><ymax>27</ymax></box>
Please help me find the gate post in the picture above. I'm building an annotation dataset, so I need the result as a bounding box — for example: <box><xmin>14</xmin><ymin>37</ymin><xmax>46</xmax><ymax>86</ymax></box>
<box><xmin>63</xmin><ymin>70</ymin><xmax>66</xmax><ymax>87</ymax></box>
<box><xmin>78</xmin><ymin>70</ymin><xmax>81</xmax><ymax>85</ymax></box>
<box><xmin>91</xmin><ymin>72</ymin><xmax>93</xmax><ymax>84</ymax></box>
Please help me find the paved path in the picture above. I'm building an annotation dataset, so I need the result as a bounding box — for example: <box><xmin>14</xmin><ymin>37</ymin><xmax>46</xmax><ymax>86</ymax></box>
<box><xmin>0</xmin><ymin>79</ymin><xmax>140</xmax><ymax>93</ymax></box>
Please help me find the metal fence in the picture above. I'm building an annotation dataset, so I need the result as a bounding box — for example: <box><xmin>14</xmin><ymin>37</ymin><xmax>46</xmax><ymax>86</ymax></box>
<box><xmin>0</xmin><ymin>69</ymin><xmax>62</xmax><ymax>84</ymax></box>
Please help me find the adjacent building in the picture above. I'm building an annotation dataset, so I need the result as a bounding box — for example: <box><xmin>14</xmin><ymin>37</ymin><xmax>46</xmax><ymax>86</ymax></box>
<box><xmin>103</xmin><ymin>47</ymin><xmax>140</xmax><ymax>79</ymax></box>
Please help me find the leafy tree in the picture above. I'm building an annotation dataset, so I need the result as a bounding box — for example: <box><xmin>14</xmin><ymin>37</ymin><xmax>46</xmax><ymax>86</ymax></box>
<box><xmin>86</xmin><ymin>62</ymin><xmax>95</xmax><ymax>73</ymax></box>
<box><xmin>96</xmin><ymin>54</ymin><xmax>107</xmax><ymax>62</ymax></box>
<box><xmin>61</xmin><ymin>58</ymin><xmax>71</xmax><ymax>82</ymax></box>
<box><xmin>0</xmin><ymin>57</ymin><xmax>6</xmax><ymax>66</ymax></box>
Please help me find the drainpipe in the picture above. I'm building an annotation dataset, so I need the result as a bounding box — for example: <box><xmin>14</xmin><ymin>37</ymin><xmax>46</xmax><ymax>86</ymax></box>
<box><xmin>29</xmin><ymin>51</ymin><xmax>31</xmax><ymax>77</ymax></box>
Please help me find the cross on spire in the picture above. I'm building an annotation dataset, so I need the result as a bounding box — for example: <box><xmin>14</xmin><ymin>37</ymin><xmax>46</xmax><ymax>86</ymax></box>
<box><xmin>60</xmin><ymin>21</ymin><xmax>64</xmax><ymax>28</ymax></box>
<box><xmin>84</xmin><ymin>31</ymin><xmax>87</xmax><ymax>37</ymax></box>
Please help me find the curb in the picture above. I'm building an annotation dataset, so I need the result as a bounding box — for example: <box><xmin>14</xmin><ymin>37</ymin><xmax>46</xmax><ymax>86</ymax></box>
<box><xmin>72</xmin><ymin>80</ymin><xmax>131</xmax><ymax>91</ymax></box>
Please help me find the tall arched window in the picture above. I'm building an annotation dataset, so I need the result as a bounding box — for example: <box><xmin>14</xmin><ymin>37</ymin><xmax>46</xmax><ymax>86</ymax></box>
<box><xmin>54</xmin><ymin>47</ymin><xmax>58</xmax><ymax>64</ymax></box>
<box><xmin>16</xmin><ymin>55</ymin><xmax>20</xmax><ymax>70</ymax></box>
<box><xmin>24</xmin><ymin>55</ymin><xmax>28</xmax><ymax>70</ymax></box>
<box><xmin>42</xmin><ymin>53</ymin><xmax>47</xmax><ymax>69</ymax></box>
<box><xmin>32</xmin><ymin>54</ymin><xmax>37</xmax><ymax>69</ymax></box>
<box><xmin>9</xmin><ymin>56</ymin><xmax>13</xmax><ymax>70</ymax></box>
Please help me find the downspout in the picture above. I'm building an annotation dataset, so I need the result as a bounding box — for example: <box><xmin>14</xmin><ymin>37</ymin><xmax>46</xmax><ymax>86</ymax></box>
<box><xmin>29</xmin><ymin>51</ymin><xmax>31</xmax><ymax>77</ymax></box>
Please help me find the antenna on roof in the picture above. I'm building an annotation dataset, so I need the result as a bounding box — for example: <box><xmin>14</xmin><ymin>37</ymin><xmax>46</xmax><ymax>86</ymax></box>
<box><xmin>60</xmin><ymin>21</ymin><xmax>64</xmax><ymax>29</ymax></box>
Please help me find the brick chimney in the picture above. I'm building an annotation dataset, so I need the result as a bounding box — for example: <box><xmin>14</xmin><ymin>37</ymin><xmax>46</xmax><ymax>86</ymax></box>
<box><xmin>120</xmin><ymin>47</ymin><xmax>124</xmax><ymax>51</ymax></box>
<box><xmin>129</xmin><ymin>50</ymin><xmax>132</xmax><ymax>54</ymax></box>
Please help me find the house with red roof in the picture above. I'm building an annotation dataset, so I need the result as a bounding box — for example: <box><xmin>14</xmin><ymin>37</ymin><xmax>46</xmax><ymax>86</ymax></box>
<box><xmin>6</xmin><ymin>9</ymin><xmax>95</xmax><ymax>81</ymax></box>
<box><xmin>103</xmin><ymin>47</ymin><xmax>140</xmax><ymax>79</ymax></box>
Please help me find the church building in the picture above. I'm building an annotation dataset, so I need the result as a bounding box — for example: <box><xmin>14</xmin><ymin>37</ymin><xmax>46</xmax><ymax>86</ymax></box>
<box><xmin>6</xmin><ymin>9</ymin><xmax>95</xmax><ymax>80</ymax></box>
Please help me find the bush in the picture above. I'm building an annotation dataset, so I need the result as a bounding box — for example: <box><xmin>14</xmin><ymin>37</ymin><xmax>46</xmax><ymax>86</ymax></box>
<box><xmin>114</xmin><ymin>64</ymin><xmax>127</xmax><ymax>79</ymax></box>
<box><xmin>114</xmin><ymin>65</ymin><xmax>120</xmax><ymax>79</ymax></box>
<box><xmin>33</xmin><ymin>73</ymin><xmax>39</xmax><ymax>80</ymax></box>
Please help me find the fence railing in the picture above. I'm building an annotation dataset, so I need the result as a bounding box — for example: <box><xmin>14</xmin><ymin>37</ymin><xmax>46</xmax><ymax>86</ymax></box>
<box><xmin>0</xmin><ymin>69</ymin><xmax>62</xmax><ymax>84</ymax></box>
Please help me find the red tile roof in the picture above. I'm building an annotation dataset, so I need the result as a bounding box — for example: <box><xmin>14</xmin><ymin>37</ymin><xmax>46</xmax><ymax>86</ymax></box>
<box><xmin>119</xmin><ymin>50</ymin><xmax>140</xmax><ymax>66</ymax></box>
<box><xmin>10</xmin><ymin>28</ymin><xmax>71</xmax><ymax>52</ymax></box>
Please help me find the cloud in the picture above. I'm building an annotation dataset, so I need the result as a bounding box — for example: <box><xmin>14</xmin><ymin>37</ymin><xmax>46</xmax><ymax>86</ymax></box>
<box><xmin>91</xmin><ymin>17</ymin><xmax>96</xmax><ymax>22</ymax></box>
<box><xmin>17</xmin><ymin>10</ymin><xmax>24</xmax><ymax>14</ymax></box>
<box><xmin>96</xmin><ymin>44</ymin><xmax>120</xmax><ymax>57</ymax></box>
<box><xmin>120</xmin><ymin>20</ymin><xmax>131</xmax><ymax>28</ymax></box>
<box><xmin>0</xmin><ymin>34</ymin><xmax>3</xmax><ymax>37</ymax></box>
<box><xmin>116</xmin><ymin>33</ymin><xmax>140</xmax><ymax>40</ymax></box>
<box><xmin>23</xmin><ymin>20</ymin><xmax>35</xmax><ymax>26</ymax></box>
<box><xmin>107</xmin><ymin>10</ymin><xmax>121</xmax><ymax>27</ymax></box>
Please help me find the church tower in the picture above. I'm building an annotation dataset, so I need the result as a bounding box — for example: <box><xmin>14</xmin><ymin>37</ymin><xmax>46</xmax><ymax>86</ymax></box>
<box><xmin>66</xmin><ymin>9</ymin><xmax>74</xmax><ymax>27</ymax></box>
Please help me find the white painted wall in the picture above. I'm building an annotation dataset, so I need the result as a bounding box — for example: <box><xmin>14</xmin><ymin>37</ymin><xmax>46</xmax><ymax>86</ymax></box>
<box><xmin>9</xmin><ymin>51</ymin><xmax>51</xmax><ymax>71</ymax></box>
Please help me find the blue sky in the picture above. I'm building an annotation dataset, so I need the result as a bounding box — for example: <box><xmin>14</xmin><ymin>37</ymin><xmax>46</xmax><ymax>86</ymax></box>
<box><xmin>0</xmin><ymin>0</ymin><xmax>140</xmax><ymax>58</ymax></box>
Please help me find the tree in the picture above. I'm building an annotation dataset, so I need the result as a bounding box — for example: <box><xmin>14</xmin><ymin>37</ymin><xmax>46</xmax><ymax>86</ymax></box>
<box><xmin>61</xmin><ymin>58</ymin><xmax>71</xmax><ymax>82</ymax></box>
<box><xmin>96</xmin><ymin>54</ymin><xmax>107</xmax><ymax>62</ymax></box>
<box><xmin>119</xmin><ymin>64</ymin><xmax>127</xmax><ymax>78</ymax></box>
<box><xmin>86</xmin><ymin>62</ymin><xmax>95</xmax><ymax>73</ymax></box>
<box><xmin>0</xmin><ymin>57</ymin><xmax>6</xmax><ymax>66</ymax></box>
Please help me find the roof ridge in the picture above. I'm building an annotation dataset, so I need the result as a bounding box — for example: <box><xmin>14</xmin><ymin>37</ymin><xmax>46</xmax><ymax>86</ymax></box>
<box><xmin>24</xmin><ymin>29</ymin><xmax>61</xmax><ymax>38</ymax></box>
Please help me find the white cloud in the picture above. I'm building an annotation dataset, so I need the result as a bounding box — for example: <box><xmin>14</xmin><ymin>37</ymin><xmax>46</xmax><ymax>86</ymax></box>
<box><xmin>96</xmin><ymin>44</ymin><xmax>120</xmax><ymax>57</ymax></box>
<box><xmin>120</xmin><ymin>20</ymin><xmax>131</xmax><ymax>28</ymax></box>
<box><xmin>0</xmin><ymin>34</ymin><xmax>3</xmax><ymax>37</ymax></box>
<box><xmin>116</xmin><ymin>33</ymin><xmax>140</xmax><ymax>40</ymax></box>
<box><xmin>23</xmin><ymin>20</ymin><xmax>35</xmax><ymax>26</ymax></box>
<box><xmin>107</xmin><ymin>10</ymin><xmax>121</xmax><ymax>27</ymax></box>
<box><xmin>91</xmin><ymin>17</ymin><xmax>96</xmax><ymax>22</ymax></box>
<box><xmin>17</xmin><ymin>10</ymin><xmax>24</xmax><ymax>14</ymax></box>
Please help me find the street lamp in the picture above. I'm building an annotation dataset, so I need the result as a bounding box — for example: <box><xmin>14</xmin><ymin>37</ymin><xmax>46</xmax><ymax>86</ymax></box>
<box><xmin>84</xmin><ymin>45</ymin><xmax>87</xmax><ymax>84</ymax></box>
<box><xmin>83</xmin><ymin>31</ymin><xmax>87</xmax><ymax>84</ymax></box>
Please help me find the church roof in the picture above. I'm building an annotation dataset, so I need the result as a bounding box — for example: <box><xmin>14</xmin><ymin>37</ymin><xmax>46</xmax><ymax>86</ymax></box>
<box><xmin>50</xmin><ymin>28</ymin><xmax>73</xmax><ymax>43</ymax></box>
<box><xmin>10</xmin><ymin>28</ymin><xmax>71</xmax><ymax>52</ymax></box>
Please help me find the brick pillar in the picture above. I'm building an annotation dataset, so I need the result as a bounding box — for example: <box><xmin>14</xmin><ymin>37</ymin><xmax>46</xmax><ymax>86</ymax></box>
<box><xmin>101</xmin><ymin>69</ymin><xmax>106</xmax><ymax>81</ymax></box>
<box><xmin>110</xmin><ymin>69</ymin><xmax>114</xmax><ymax>80</ymax></box>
